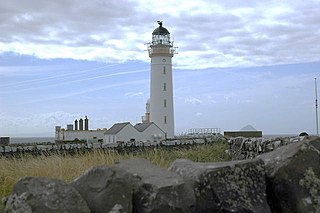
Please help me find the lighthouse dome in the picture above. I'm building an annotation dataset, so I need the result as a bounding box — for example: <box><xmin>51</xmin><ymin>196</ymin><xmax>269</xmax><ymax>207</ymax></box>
<box><xmin>152</xmin><ymin>21</ymin><xmax>170</xmax><ymax>35</ymax></box>
<box><xmin>152</xmin><ymin>26</ymin><xmax>170</xmax><ymax>35</ymax></box>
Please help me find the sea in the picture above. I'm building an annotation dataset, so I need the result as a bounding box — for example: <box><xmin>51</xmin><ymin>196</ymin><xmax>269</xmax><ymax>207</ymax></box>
<box><xmin>9</xmin><ymin>137</ymin><xmax>55</xmax><ymax>144</ymax></box>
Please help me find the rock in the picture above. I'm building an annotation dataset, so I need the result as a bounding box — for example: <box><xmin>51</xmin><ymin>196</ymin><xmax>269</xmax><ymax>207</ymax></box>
<box><xmin>3</xmin><ymin>177</ymin><xmax>90</xmax><ymax>213</ymax></box>
<box><xmin>115</xmin><ymin>158</ymin><xmax>196</xmax><ymax>213</ymax></box>
<box><xmin>257</xmin><ymin>136</ymin><xmax>320</xmax><ymax>213</ymax></box>
<box><xmin>71</xmin><ymin>165</ymin><xmax>132</xmax><ymax>213</ymax></box>
<box><xmin>3</xmin><ymin>193</ymin><xmax>32</xmax><ymax>213</ymax></box>
<box><xmin>169</xmin><ymin>158</ymin><xmax>271</xmax><ymax>213</ymax></box>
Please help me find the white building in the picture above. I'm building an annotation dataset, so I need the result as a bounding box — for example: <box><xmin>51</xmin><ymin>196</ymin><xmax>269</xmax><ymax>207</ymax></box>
<box><xmin>55</xmin><ymin>116</ymin><xmax>106</xmax><ymax>142</ymax></box>
<box><xmin>147</xmin><ymin>21</ymin><xmax>176</xmax><ymax>139</ymax></box>
<box><xmin>55</xmin><ymin>127</ymin><xmax>106</xmax><ymax>142</ymax></box>
<box><xmin>104</xmin><ymin>122</ymin><xmax>165</xmax><ymax>144</ymax></box>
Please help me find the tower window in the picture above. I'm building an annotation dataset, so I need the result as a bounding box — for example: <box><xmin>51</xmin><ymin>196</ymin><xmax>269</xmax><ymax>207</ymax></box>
<box><xmin>163</xmin><ymin>83</ymin><xmax>166</xmax><ymax>91</ymax></box>
<box><xmin>163</xmin><ymin>66</ymin><xmax>166</xmax><ymax>74</ymax></box>
<box><xmin>164</xmin><ymin>99</ymin><xmax>167</xmax><ymax>107</ymax></box>
<box><xmin>164</xmin><ymin>116</ymin><xmax>167</xmax><ymax>124</ymax></box>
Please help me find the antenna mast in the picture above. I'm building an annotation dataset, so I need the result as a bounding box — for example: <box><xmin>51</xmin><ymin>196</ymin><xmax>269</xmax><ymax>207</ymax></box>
<box><xmin>315</xmin><ymin>78</ymin><xmax>319</xmax><ymax>135</ymax></box>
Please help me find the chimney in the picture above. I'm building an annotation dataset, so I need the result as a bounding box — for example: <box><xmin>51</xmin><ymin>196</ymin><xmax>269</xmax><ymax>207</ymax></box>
<box><xmin>79</xmin><ymin>118</ymin><xmax>84</xmax><ymax>131</ymax></box>
<box><xmin>74</xmin><ymin>120</ymin><xmax>78</xmax><ymax>131</ymax></box>
<box><xmin>85</xmin><ymin>116</ymin><xmax>89</xmax><ymax>130</ymax></box>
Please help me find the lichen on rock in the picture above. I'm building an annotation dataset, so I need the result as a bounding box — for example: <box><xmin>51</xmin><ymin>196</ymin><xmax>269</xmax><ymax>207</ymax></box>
<box><xmin>299</xmin><ymin>167</ymin><xmax>320</xmax><ymax>212</ymax></box>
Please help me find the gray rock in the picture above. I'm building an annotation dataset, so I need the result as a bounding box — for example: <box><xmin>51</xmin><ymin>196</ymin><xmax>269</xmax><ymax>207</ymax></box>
<box><xmin>3</xmin><ymin>193</ymin><xmax>32</xmax><ymax>213</ymax></box>
<box><xmin>3</xmin><ymin>177</ymin><xmax>90</xmax><ymax>213</ymax></box>
<box><xmin>115</xmin><ymin>158</ymin><xmax>196</xmax><ymax>213</ymax></box>
<box><xmin>72</xmin><ymin>165</ymin><xmax>132</xmax><ymax>213</ymax></box>
<box><xmin>258</xmin><ymin>136</ymin><xmax>320</xmax><ymax>213</ymax></box>
<box><xmin>169</xmin><ymin>158</ymin><xmax>271</xmax><ymax>213</ymax></box>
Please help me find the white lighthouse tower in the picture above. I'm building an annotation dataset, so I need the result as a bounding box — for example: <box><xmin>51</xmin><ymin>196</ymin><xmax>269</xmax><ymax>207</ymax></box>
<box><xmin>147</xmin><ymin>21</ymin><xmax>176</xmax><ymax>138</ymax></box>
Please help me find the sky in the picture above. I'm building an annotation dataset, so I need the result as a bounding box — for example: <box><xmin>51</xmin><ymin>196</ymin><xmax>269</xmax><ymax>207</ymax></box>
<box><xmin>0</xmin><ymin>0</ymin><xmax>319</xmax><ymax>137</ymax></box>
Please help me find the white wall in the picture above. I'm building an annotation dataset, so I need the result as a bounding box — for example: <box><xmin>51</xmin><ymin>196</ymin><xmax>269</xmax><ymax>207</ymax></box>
<box><xmin>105</xmin><ymin>135</ymin><xmax>116</xmax><ymax>144</ymax></box>
<box><xmin>56</xmin><ymin>130</ymin><xmax>105</xmax><ymax>142</ymax></box>
<box><xmin>116</xmin><ymin>124</ymin><xmax>140</xmax><ymax>142</ymax></box>
<box><xmin>55</xmin><ymin>130</ymin><xmax>64</xmax><ymax>141</ymax></box>
<box><xmin>150</xmin><ymin>53</ymin><xmax>175</xmax><ymax>138</ymax></box>
<box><xmin>104</xmin><ymin>124</ymin><xmax>140</xmax><ymax>144</ymax></box>
<box><xmin>140</xmin><ymin>123</ymin><xmax>165</xmax><ymax>142</ymax></box>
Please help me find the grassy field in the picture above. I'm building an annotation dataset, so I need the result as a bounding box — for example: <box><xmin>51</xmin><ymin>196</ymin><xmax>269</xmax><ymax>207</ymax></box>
<box><xmin>0</xmin><ymin>141</ymin><xmax>230</xmax><ymax>211</ymax></box>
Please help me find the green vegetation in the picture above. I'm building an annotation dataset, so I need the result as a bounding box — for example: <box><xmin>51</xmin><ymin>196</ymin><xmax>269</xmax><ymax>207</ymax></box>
<box><xmin>0</xmin><ymin>141</ymin><xmax>230</xmax><ymax>211</ymax></box>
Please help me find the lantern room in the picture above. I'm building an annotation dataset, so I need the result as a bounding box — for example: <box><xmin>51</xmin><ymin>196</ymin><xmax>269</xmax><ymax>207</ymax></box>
<box><xmin>148</xmin><ymin>21</ymin><xmax>176</xmax><ymax>57</ymax></box>
<box><xmin>152</xmin><ymin>21</ymin><xmax>171</xmax><ymax>45</ymax></box>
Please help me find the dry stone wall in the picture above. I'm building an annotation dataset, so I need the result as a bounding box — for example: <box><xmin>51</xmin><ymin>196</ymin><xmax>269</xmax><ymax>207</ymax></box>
<box><xmin>3</xmin><ymin>137</ymin><xmax>320</xmax><ymax>213</ymax></box>
<box><xmin>0</xmin><ymin>135</ymin><xmax>222</xmax><ymax>157</ymax></box>
<box><xmin>228</xmin><ymin>136</ymin><xmax>306</xmax><ymax>160</ymax></box>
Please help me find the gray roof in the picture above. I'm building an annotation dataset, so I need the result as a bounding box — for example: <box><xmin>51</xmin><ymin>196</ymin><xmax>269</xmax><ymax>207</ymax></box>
<box><xmin>104</xmin><ymin>122</ymin><xmax>130</xmax><ymax>135</ymax></box>
<box><xmin>134</xmin><ymin>122</ymin><xmax>166</xmax><ymax>134</ymax></box>
<box><xmin>134</xmin><ymin>123</ymin><xmax>152</xmax><ymax>132</ymax></box>
<box><xmin>105</xmin><ymin>122</ymin><xmax>165</xmax><ymax>135</ymax></box>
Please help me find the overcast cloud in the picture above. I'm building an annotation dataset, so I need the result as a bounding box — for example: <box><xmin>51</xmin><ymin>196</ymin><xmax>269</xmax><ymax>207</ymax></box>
<box><xmin>1</xmin><ymin>0</ymin><xmax>320</xmax><ymax>68</ymax></box>
<box><xmin>0</xmin><ymin>1</ymin><xmax>320</xmax><ymax>137</ymax></box>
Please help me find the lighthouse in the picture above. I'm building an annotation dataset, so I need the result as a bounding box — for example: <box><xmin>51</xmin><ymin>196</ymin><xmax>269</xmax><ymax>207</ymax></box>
<box><xmin>147</xmin><ymin>21</ymin><xmax>176</xmax><ymax>138</ymax></box>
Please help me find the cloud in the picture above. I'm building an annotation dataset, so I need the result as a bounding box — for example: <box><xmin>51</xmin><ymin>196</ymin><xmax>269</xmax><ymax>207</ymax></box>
<box><xmin>185</xmin><ymin>97</ymin><xmax>202</xmax><ymax>105</ymax></box>
<box><xmin>239</xmin><ymin>99</ymin><xmax>255</xmax><ymax>104</ymax></box>
<box><xmin>0</xmin><ymin>0</ymin><xmax>320</xmax><ymax>69</ymax></box>
<box><xmin>0</xmin><ymin>68</ymin><xmax>148</xmax><ymax>94</ymax></box>
<box><xmin>0</xmin><ymin>111</ymin><xmax>118</xmax><ymax>136</ymax></box>
<box><xmin>125</xmin><ymin>92</ymin><xmax>144</xmax><ymax>97</ymax></box>
<box><xmin>0</xmin><ymin>111</ymin><xmax>81</xmax><ymax>136</ymax></box>
<box><xmin>223</xmin><ymin>92</ymin><xmax>238</xmax><ymax>103</ymax></box>
<box><xmin>20</xmin><ymin>79</ymin><xmax>147</xmax><ymax>104</ymax></box>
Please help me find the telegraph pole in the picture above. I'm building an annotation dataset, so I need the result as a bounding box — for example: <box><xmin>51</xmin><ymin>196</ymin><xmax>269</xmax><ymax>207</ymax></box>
<box><xmin>315</xmin><ymin>78</ymin><xmax>319</xmax><ymax>136</ymax></box>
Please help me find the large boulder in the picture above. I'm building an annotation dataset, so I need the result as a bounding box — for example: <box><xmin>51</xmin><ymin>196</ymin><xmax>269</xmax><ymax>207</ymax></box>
<box><xmin>169</xmin><ymin>158</ymin><xmax>271</xmax><ymax>213</ymax></box>
<box><xmin>71</xmin><ymin>165</ymin><xmax>133</xmax><ymax>213</ymax></box>
<box><xmin>258</xmin><ymin>136</ymin><xmax>320</xmax><ymax>212</ymax></box>
<box><xmin>3</xmin><ymin>177</ymin><xmax>90</xmax><ymax>213</ymax></box>
<box><xmin>115</xmin><ymin>158</ymin><xmax>196</xmax><ymax>213</ymax></box>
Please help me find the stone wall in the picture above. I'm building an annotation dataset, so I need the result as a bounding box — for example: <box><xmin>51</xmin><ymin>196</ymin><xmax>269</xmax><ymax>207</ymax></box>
<box><xmin>0</xmin><ymin>135</ymin><xmax>222</xmax><ymax>157</ymax></box>
<box><xmin>224</xmin><ymin>131</ymin><xmax>263</xmax><ymax>138</ymax></box>
<box><xmin>3</xmin><ymin>137</ymin><xmax>320</xmax><ymax>213</ymax></box>
<box><xmin>228</xmin><ymin>136</ymin><xmax>306</xmax><ymax>160</ymax></box>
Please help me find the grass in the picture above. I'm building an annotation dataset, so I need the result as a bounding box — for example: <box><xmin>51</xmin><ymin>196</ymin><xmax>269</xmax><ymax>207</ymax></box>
<box><xmin>0</xmin><ymin>141</ymin><xmax>230</xmax><ymax>211</ymax></box>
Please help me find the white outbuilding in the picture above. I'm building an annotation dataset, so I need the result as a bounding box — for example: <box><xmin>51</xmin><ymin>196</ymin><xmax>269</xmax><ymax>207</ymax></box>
<box><xmin>104</xmin><ymin>122</ymin><xmax>165</xmax><ymax>144</ymax></box>
<box><xmin>134</xmin><ymin>122</ymin><xmax>166</xmax><ymax>142</ymax></box>
<box><xmin>55</xmin><ymin>116</ymin><xmax>106</xmax><ymax>143</ymax></box>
